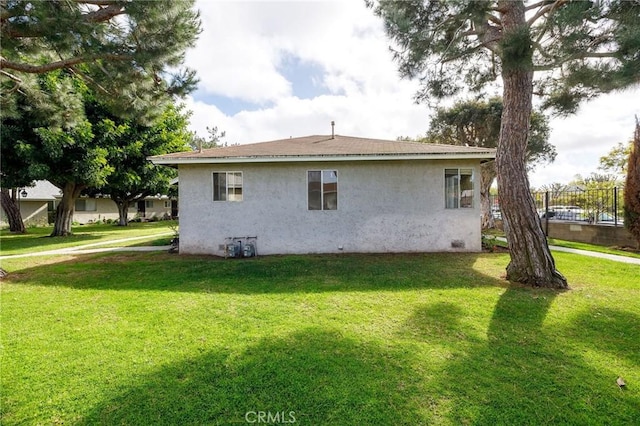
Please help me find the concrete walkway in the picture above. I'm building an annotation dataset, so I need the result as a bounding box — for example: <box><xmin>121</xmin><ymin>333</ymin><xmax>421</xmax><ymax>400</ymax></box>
<box><xmin>2</xmin><ymin>234</ymin><xmax>639</xmax><ymax>265</ymax></box>
<box><xmin>496</xmin><ymin>237</ymin><xmax>640</xmax><ymax>265</ymax></box>
<box><xmin>0</xmin><ymin>233</ymin><xmax>172</xmax><ymax>260</ymax></box>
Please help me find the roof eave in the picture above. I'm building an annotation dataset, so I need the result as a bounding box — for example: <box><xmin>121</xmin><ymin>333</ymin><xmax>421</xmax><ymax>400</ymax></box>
<box><xmin>150</xmin><ymin>152</ymin><xmax>496</xmax><ymax>165</ymax></box>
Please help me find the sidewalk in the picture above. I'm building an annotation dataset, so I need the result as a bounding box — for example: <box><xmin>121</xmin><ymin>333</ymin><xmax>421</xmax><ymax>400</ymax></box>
<box><xmin>0</xmin><ymin>233</ymin><xmax>172</xmax><ymax>260</ymax></box>
<box><xmin>496</xmin><ymin>237</ymin><xmax>640</xmax><ymax>265</ymax></box>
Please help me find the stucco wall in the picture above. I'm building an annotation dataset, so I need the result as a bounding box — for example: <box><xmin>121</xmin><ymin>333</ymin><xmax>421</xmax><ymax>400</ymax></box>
<box><xmin>73</xmin><ymin>198</ymin><xmax>126</xmax><ymax>224</ymax></box>
<box><xmin>177</xmin><ymin>159</ymin><xmax>483</xmax><ymax>255</ymax></box>
<box><xmin>545</xmin><ymin>221</ymin><xmax>637</xmax><ymax>248</ymax></box>
<box><xmin>0</xmin><ymin>201</ymin><xmax>49</xmax><ymax>227</ymax></box>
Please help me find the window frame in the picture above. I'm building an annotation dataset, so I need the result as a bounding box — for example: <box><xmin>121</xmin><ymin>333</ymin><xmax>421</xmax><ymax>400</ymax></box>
<box><xmin>444</xmin><ymin>168</ymin><xmax>474</xmax><ymax>209</ymax></box>
<box><xmin>307</xmin><ymin>169</ymin><xmax>338</xmax><ymax>211</ymax></box>
<box><xmin>212</xmin><ymin>171</ymin><xmax>243</xmax><ymax>202</ymax></box>
<box><xmin>75</xmin><ymin>198</ymin><xmax>97</xmax><ymax>212</ymax></box>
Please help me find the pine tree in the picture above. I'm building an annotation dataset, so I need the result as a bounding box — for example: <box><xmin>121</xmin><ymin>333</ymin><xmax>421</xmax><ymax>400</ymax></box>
<box><xmin>1</xmin><ymin>0</ymin><xmax>201</xmax><ymax>119</ymax></box>
<box><xmin>624</xmin><ymin>118</ymin><xmax>640</xmax><ymax>248</ymax></box>
<box><xmin>1</xmin><ymin>0</ymin><xmax>201</xmax><ymax>236</ymax></box>
<box><xmin>372</xmin><ymin>0</ymin><xmax>640</xmax><ymax>288</ymax></box>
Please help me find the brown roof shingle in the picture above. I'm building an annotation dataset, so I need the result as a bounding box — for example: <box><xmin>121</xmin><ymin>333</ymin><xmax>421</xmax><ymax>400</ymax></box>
<box><xmin>151</xmin><ymin>134</ymin><xmax>495</xmax><ymax>164</ymax></box>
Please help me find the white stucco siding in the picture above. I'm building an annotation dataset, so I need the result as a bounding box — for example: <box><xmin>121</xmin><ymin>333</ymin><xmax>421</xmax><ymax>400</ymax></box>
<box><xmin>178</xmin><ymin>159</ymin><xmax>482</xmax><ymax>255</ymax></box>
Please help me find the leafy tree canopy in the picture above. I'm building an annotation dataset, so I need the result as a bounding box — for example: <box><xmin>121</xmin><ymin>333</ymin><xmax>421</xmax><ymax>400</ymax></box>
<box><xmin>1</xmin><ymin>0</ymin><xmax>201</xmax><ymax>119</ymax></box>
<box><xmin>599</xmin><ymin>140</ymin><xmax>632</xmax><ymax>175</ymax></box>
<box><xmin>624</xmin><ymin>118</ymin><xmax>640</xmax><ymax>246</ymax></box>
<box><xmin>373</xmin><ymin>0</ymin><xmax>640</xmax><ymax>114</ymax></box>
<box><xmin>90</xmin><ymin>103</ymin><xmax>193</xmax><ymax>225</ymax></box>
<box><xmin>425</xmin><ymin>97</ymin><xmax>556</xmax><ymax>169</ymax></box>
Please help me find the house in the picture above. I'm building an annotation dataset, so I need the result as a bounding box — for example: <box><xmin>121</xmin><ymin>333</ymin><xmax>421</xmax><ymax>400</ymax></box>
<box><xmin>1</xmin><ymin>180</ymin><xmax>176</xmax><ymax>227</ymax></box>
<box><xmin>71</xmin><ymin>194</ymin><xmax>174</xmax><ymax>224</ymax></box>
<box><xmin>150</xmin><ymin>134</ymin><xmax>496</xmax><ymax>256</ymax></box>
<box><xmin>0</xmin><ymin>180</ymin><xmax>58</xmax><ymax>227</ymax></box>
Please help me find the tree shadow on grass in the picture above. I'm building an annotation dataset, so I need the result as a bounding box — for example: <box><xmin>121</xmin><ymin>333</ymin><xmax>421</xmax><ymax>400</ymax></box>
<box><xmin>5</xmin><ymin>252</ymin><xmax>509</xmax><ymax>294</ymax></box>
<box><xmin>78</xmin><ymin>329</ymin><xmax>424</xmax><ymax>425</ymax></box>
<box><xmin>405</xmin><ymin>287</ymin><xmax>640</xmax><ymax>424</ymax></box>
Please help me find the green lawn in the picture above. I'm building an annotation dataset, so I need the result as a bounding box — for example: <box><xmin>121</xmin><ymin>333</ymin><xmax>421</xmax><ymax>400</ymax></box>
<box><xmin>0</xmin><ymin>221</ymin><xmax>176</xmax><ymax>256</ymax></box>
<box><xmin>484</xmin><ymin>229</ymin><xmax>640</xmax><ymax>259</ymax></box>
<box><xmin>1</xmin><ymin>251</ymin><xmax>638</xmax><ymax>425</ymax></box>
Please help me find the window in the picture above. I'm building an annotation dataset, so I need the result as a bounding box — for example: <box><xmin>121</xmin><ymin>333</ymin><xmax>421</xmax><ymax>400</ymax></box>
<box><xmin>213</xmin><ymin>172</ymin><xmax>243</xmax><ymax>202</ymax></box>
<box><xmin>145</xmin><ymin>200</ymin><xmax>154</xmax><ymax>209</ymax></box>
<box><xmin>308</xmin><ymin>170</ymin><xmax>338</xmax><ymax>210</ymax></box>
<box><xmin>164</xmin><ymin>201</ymin><xmax>171</xmax><ymax>208</ymax></box>
<box><xmin>75</xmin><ymin>199</ymin><xmax>97</xmax><ymax>211</ymax></box>
<box><xmin>445</xmin><ymin>168</ymin><xmax>474</xmax><ymax>208</ymax></box>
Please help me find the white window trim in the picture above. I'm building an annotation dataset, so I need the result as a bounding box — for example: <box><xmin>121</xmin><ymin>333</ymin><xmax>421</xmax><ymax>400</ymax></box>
<box><xmin>444</xmin><ymin>168</ymin><xmax>475</xmax><ymax>209</ymax></box>
<box><xmin>307</xmin><ymin>169</ymin><xmax>338</xmax><ymax>211</ymax></box>
<box><xmin>212</xmin><ymin>171</ymin><xmax>243</xmax><ymax>202</ymax></box>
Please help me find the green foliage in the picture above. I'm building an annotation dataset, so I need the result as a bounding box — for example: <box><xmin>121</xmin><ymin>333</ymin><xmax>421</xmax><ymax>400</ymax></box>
<box><xmin>425</xmin><ymin>97</ymin><xmax>555</xmax><ymax>169</ymax></box>
<box><xmin>1</xmin><ymin>0</ymin><xmax>201</xmax><ymax>120</ymax></box>
<box><xmin>189</xmin><ymin>126</ymin><xmax>228</xmax><ymax>151</ymax></box>
<box><xmin>624</xmin><ymin>120</ymin><xmax>640</xmax><ymax>245</ymax></box>
<box><xmin>92</xmin><ymin>103</ymin><xmax>192</xmax><ymax>207</ymax></box>
<box><xmin>372</xmin><ymin>0</ymin><xmax>640</xmax><ymax>114</ymax></box>
<box><xmin>599</xmin><ymin>140</ymin><xmax>633</xmax><ymax>175</ymax></box>
<box><xmin>1</xmin><ymin>251</ymin><xmax>639</xmax><ymax>424</ymax></box>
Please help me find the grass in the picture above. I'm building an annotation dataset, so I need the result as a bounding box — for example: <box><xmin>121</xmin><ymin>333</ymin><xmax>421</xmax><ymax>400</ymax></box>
<box><xmin>0</xmin><ymin>221</ymin><xmax>176</xmax><ymax>255</ymax></box>
<box><xmin>1</xmin><ymin>249</ymin><xmax>638</xmax><ymax>425</ymax></box>
<box><xmin>484</xmin><ymin>229</ymin><xmax>640</xmax><ymax>259</ymax></box>
<box><xmin>546</xmin><ymin>237</ymin><xmax>640</xmax><ymax>259</ymax></box>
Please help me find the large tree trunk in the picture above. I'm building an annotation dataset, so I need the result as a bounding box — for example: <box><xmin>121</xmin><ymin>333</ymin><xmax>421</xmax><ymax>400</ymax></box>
<box><xmin>0</xmin><ymin>188</ymin><xmax>26</xmax><ymax>233</ymax></box>
<box><xmin>496</xmin><ymin>1</ymin><xmax>567</xmax><ymax>289</ymax></box>
<box><xmin>114</xmin><ymin>199</ymin><xmax>130</xmax><ymax>226</ymax></box>
<box><xmin>51</xmin><ymin>182</ymin><xmax>84</xmax><ymax>236</ymax></box>
<box><xmin>480</xmin><ymin>161</ymin><xmax>496</xmax><ymax>230</ymax></box>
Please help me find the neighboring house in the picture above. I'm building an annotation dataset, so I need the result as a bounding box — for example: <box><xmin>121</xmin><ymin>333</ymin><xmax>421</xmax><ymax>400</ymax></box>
<box><xmin>151</xmin><ymin>134</ymin><xmax>496</xmax><ymax>256</ymax></box>
<box><xmin>1</xmin><ymin>180</ymin><xmax>175</xmax><ymax>227</ymax></box>
<box><xmin>71</xmin><ymin>194</ymin><xmax>173</xmax><ymax>224</ymax></box>
<box><xmin>0</xmin><ymin>180</ymin><xmax>59</xmax><ymax>227</ymax></box>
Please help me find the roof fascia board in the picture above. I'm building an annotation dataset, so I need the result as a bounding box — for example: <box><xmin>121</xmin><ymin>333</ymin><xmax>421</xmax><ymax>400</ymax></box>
<box><xmin>150</xmin><ymin>153</ymin><xmax>496</xmax><ymax>165</ymax></box>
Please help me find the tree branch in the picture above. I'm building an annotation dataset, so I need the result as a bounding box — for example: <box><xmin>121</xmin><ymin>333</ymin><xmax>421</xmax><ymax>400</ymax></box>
<box><xmin>73</xmin><ymin>0</ymin><xmax>121</xmax><ymax>5</ymax></box>
<box><xmin>533</xmin><ymin>51</ymin><xmax>619</xmax><ymax>71</ymax></box>
<box><xmin>2</xmin><ymin>3</ymin><xmax>125</xmax><ymax>38</ymax></box>
<box><xmin>0</xmin><ymin>69</ymin><xmax>22</xmax><ymax>83</ymax></box>
<box><xmin>525</xmin><ymin>1</ymin><xmax>549</xmax><ymax>12</ymax></box>
<box><xmin>0</xmin><ymin>54</ymin><xmax>133</xmax><ymax>73</ymax></box>
<box><xmin>83</xmin><ymin>3</ymin><xmax>125</xmax><ymax>23</ymax></box>
<box><xmin>527</xmin><ymin>0</ymin><xmax>568</xmax><ymax>27</ymax></box>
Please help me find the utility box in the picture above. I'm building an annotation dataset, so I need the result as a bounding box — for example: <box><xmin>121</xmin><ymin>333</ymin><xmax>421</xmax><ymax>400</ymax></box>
<box><xmin>225</xmin><ymin>242</ymin><xmax>242</xmax><ymax>258</ymax></box>
<box><xmin>243</xmin><ymin>243</ymin><xmax>256</xmax><ymax>258</ymax></box>
<box><xmin>224</xmin><ymin>237</ymin><xmax>258</xmax><ymax>259</ymax></box>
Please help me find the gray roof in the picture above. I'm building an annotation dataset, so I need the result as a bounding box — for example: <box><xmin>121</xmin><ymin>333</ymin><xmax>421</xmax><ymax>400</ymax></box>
<box><xmin>151</xmin><ymin>134</ymin><xmax>496</xmax><ymax>165</ymax></box>
<box><xmin>16</xmin><ymin>181</ymin><xmax>60</xmax><ymax>201</ymax></box>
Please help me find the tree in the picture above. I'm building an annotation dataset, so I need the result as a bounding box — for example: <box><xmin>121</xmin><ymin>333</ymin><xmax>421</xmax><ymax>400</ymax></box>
<box><xmin>599</xmin><ymin>140</ymin><xmax>632</xmax><ymax>176</ymax></box>
<box><xmin>0</xmin><ymin>70</ymin><xmax>85</xmax><ymax>232</ymax></box>
<box><xmin>1</xmin><ymin>0</ymin><xmax>201</xmax><ymax>236</ymax></box>
<box><xmin>372</xmin><ymin>0</ymin><xmax>640</xmax><ymax>288</ymax></box>
<box><xmin>189</xmin><ymin>126</ymin><xmax>227</xmax><ymax>151</ymax></box>
<box><xmin>93</xmin><ymin>104</ymin><xmax>192</xmax><ymax>226</ymax></box>
<box><xmin>624</xmin><ymin>118</ymin><xmax>640</xmax><ymax>248</ymax></box>
<box><xmin>1</xmin><ymin>0</ymin><xmax>201</xmax><ymax>120</ymax></box>
<box><xmin>424</xmin><ymin>97</ymin><xmax>555</xmax><ymax>229</ymax></box>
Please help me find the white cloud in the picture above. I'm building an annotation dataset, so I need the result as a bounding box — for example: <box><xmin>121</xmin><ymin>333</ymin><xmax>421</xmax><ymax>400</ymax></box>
<box><xmin>530</xmin><ymin>90</ymin><xmax>640</xmax><ymax>187</ymax></box>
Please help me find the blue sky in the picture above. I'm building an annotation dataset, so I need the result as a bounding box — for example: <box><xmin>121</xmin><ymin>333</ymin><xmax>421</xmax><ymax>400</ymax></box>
<box><xmin>183</xmin><ymin>0</ymin><xmax>639</xmax><ymax>188</ymax></box>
